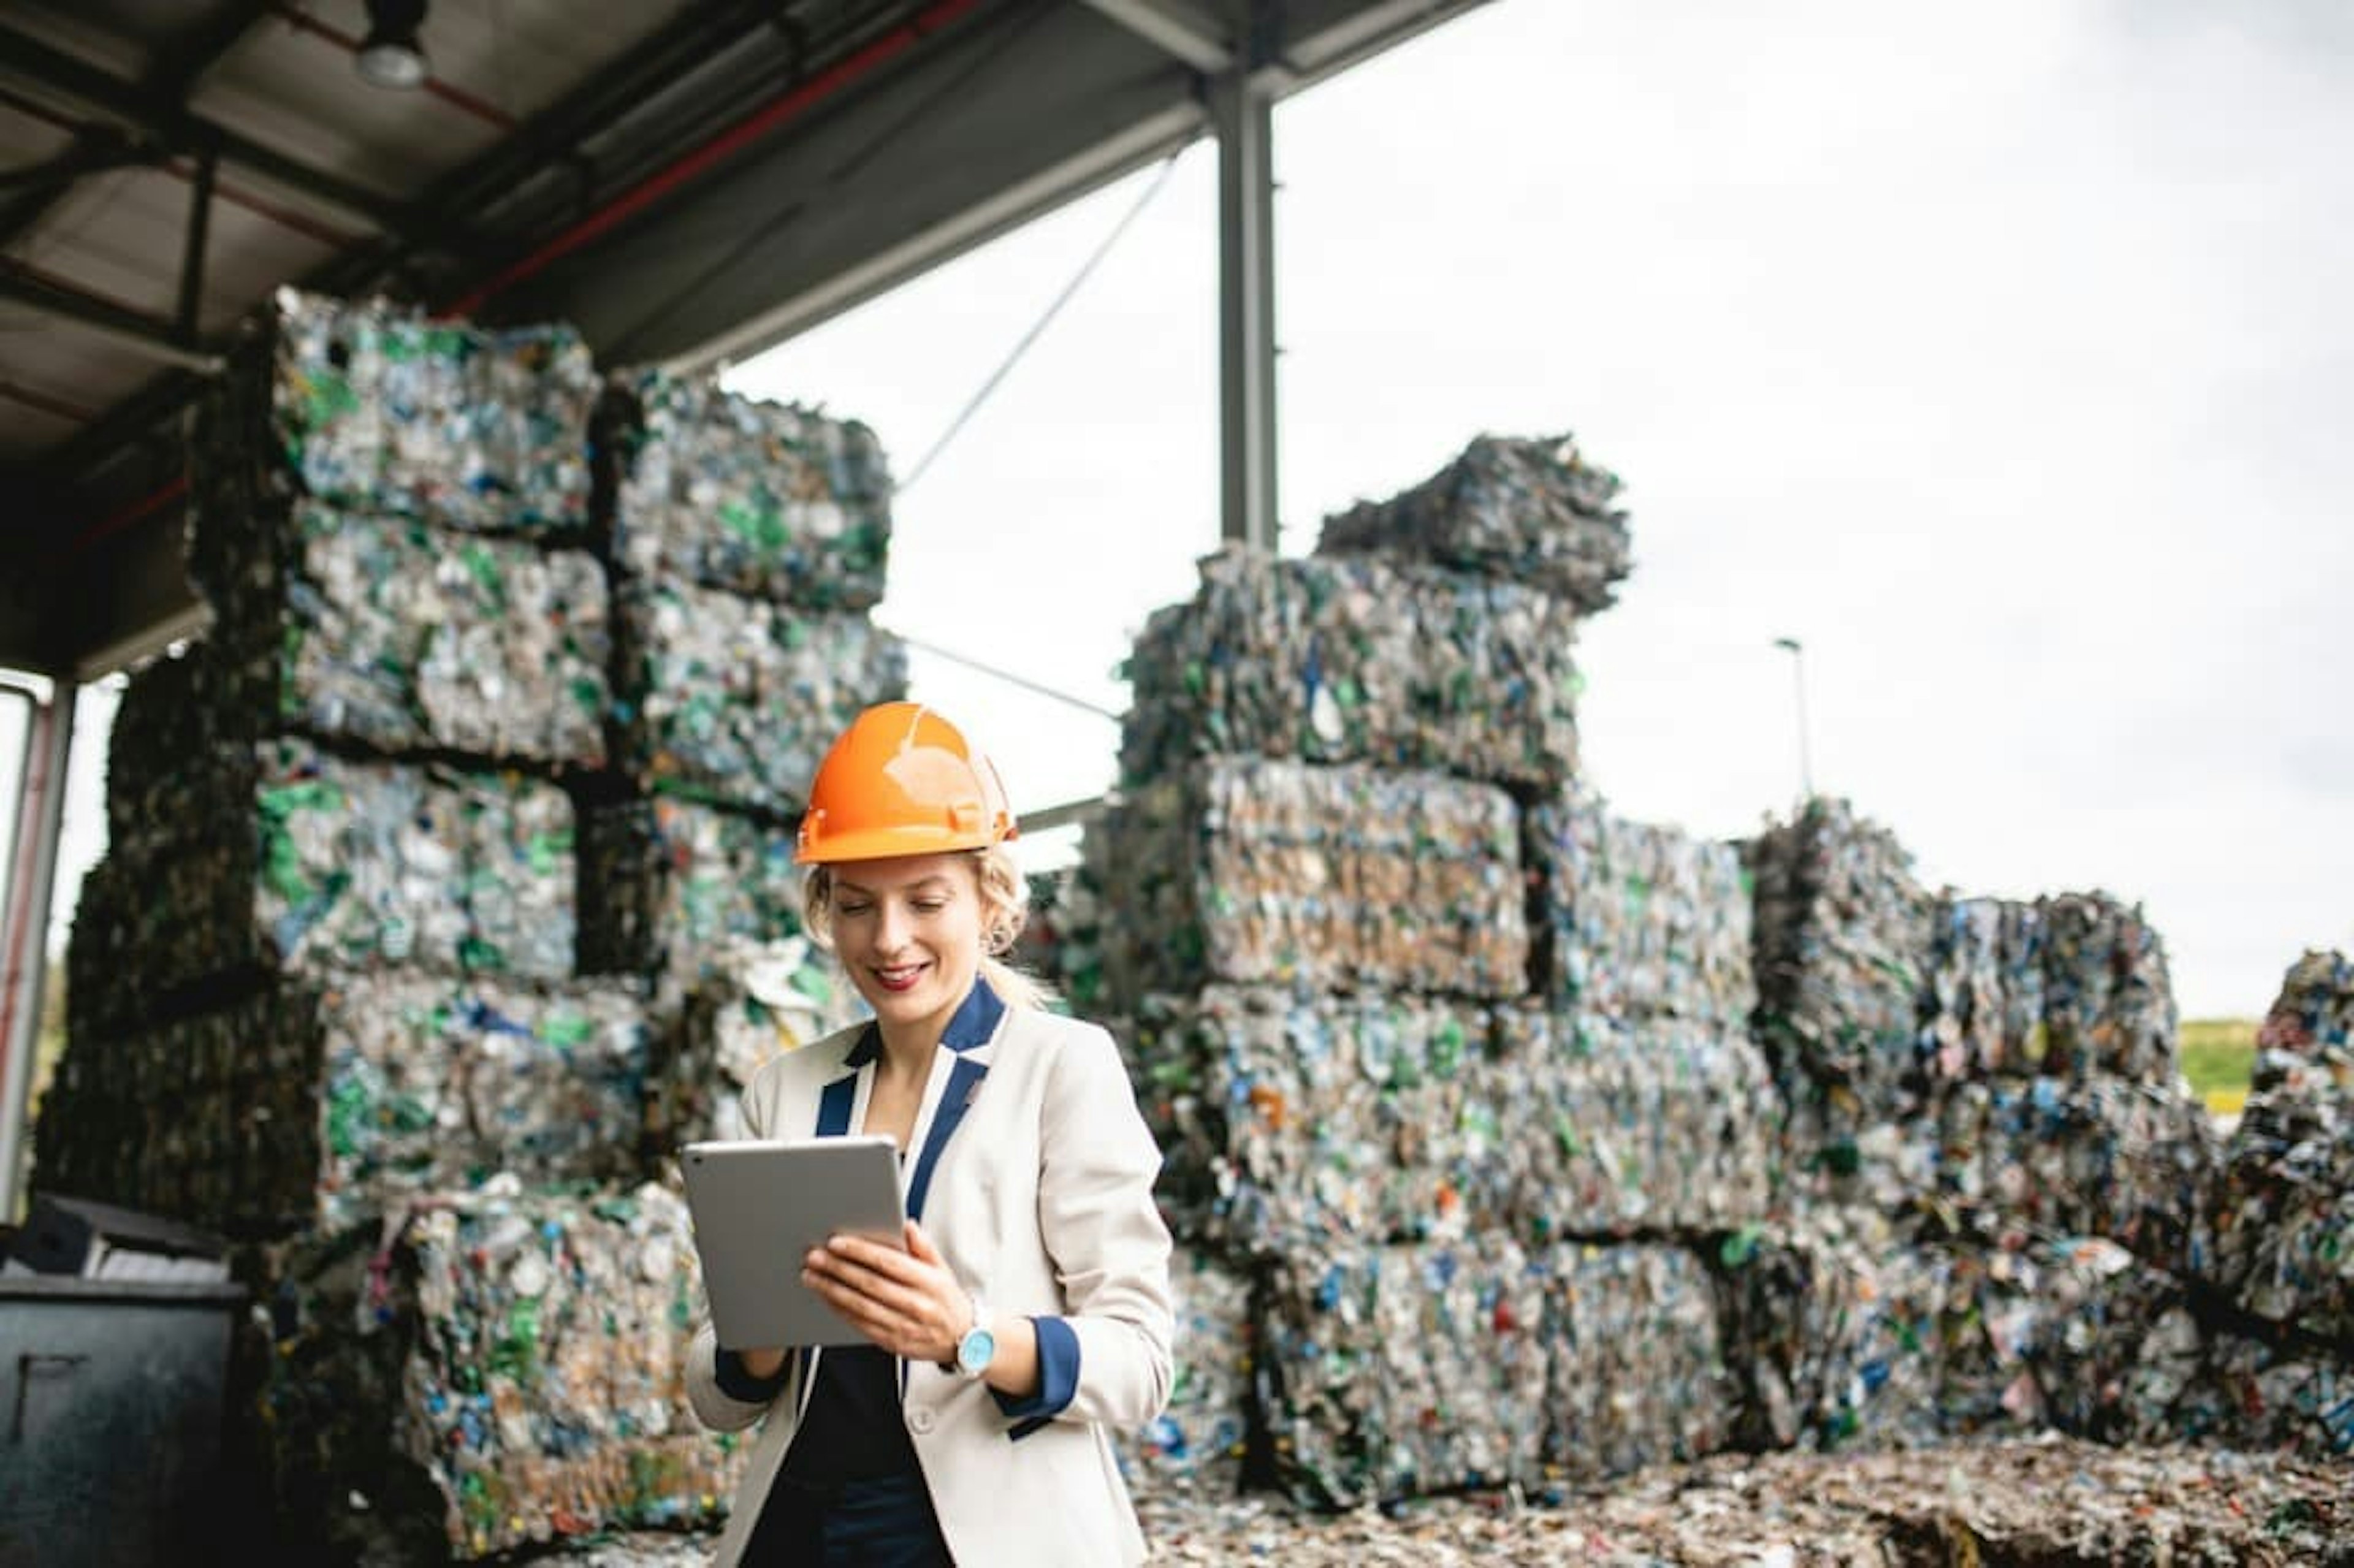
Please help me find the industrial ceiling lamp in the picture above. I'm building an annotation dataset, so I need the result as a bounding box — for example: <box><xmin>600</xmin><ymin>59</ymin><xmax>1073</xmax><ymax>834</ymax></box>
<box><xmin>356</xmin><ymin>0</ymin><xmax>430</xmax><ymax>89</ymax></box>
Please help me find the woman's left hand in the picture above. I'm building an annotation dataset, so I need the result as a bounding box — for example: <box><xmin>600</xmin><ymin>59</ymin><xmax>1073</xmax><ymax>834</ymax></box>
<box><xmin>802</xmin><ymin>1219</ymin><xmax>970</xmax><ymax>1364</ymax></box>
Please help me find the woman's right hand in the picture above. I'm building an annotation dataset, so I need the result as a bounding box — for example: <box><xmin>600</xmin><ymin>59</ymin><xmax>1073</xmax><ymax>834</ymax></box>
<box><xmin>737</xmin><ymin>1347</ymin><xmax>787</xmax><ymax>1379</ymax></box>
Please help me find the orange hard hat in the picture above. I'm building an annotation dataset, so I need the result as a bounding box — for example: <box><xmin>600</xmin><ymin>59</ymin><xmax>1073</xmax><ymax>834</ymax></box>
<box><xmin>795</xmin><ymin>701</ymin><xmax>1018</xmax><ymax>865</ymax></box>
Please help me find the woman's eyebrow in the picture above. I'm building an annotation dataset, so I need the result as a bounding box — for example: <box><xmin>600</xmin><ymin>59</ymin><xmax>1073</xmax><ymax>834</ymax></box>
<box><xmin>834</xmin><ymin>876</ymin><xmax>954</xmax><ymax>897</ymax></box>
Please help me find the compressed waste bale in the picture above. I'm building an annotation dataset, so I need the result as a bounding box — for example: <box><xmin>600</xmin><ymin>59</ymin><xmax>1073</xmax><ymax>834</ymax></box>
<box><xmin>592</xmin><ymin>371</ymin><xmax>891</xmax><ymax>611</ymax></box>
<box><xmin>1931</xmin><ymin>1074</ymin><xmax>2216</xmax><ymax>1274</ymax></box>
<box><xmin>641</xmin><ymin>935</ymin><xmax>869</xmax><ymax>1157</ymax></box>
<box><xmin>1314</xmin><ymin>432</ymin><xmax>1632</xmax><ymax>614</ymax></box>
<box><xmin>2254</xmin><ymin>948</ymin><xmax>2354</xmax><ymax>1082</ymax></box>
<box><xmin>1116</xmin><ymin>1247</ymin><xmax>1253</xmax><ymax>1507</ymax></box>
<box><xmin>1119</xmin><ymin>547</ymin><xmax>1582</xmax><ymax>792</ymax></box>
<box><xmin>2199</xmin><ymin>1045</ymin><xmax>2354</xmax><ymax>1347</ymax></box>
<box><xmin>35</xmin><ymin>968</ymin><xmax>650</xmax><ymax>1240</ymax></box>
<box><xmin>1921</xmin><ymin>888</ymin><xmax>2190</xmax><ymax>1092</ymax></box>
<box><xmin>1930</xmin><ymin>1237</ymin><xmax>2187</xmax><ymax>1443</ymax></box>
<box><xmin>69</xmin><ymin>739</ymin><xmax>573</xmax><ymax>1036</ymax></box>
<box><xmin>1770</xmin><ymin>1073</ymin><xmax>1944</xmax><ymax>1212</ymax></box>
<box><xmin>252</xmin><ymin>1182</ymin><xmax>744</xmax><ymax>1563</ymax></box>
<box><xmin>1008</xmin><ymin>856</ymin><xmax>1127</xmax><ymax>1019</ymax></box>
<box><xmin>28</xmin><ymin>1030</ymin><xmax>243</xmax><ymax>1227</ymax></box>
<box><xmin>1745</xmin><ymin>797</ymin><xmax>1937</xmax><ymax>1187</ymax></box>
<box><xmin>2198</xmin><ymin>951</ymin><xmax>2354</xmax><ymax>1343</ymax></box>
<box><xmin>1008</xmin><ymin>867</ymin><xmax>1086</xmax><ymax>1009</ymax></box>
<box><xmin>1710</xmin><ymin>1206</ymin><xmax>1950</xmax><ymax>1453</ymax></box>
<box><xmin>1129</xmin><ymin>986</ymin><xmax>1503</xmax><ymax>1257</ymax></box>
<box><xmin>577</xmin><ymin>794</ymin><xmax>812</xmax><ymax>992</ymax></box>
<box><xmin>2116</xmin><ymin>1304</ymin><xmax>2353</xmax><ymax>1456</ymax></box>
<box><xmin>610</xmin><ymin>579</ymin><xmax>905</xmax><ymax>819</ymax></box>
<box><xmin>1527</xmin><ymin>791</ymin><xmax>1756</xmax><ymax>1029</ymax></box>
<box><xmin>1539</xmin><ymin>1242</ymin><xmax>1737</xmax><ymax>1485</ymax></box>
<box><xmin>1493</xmin><ymin>1008</ymin><xmax>1780</xmax><ymax>1239</ymax></box>
<box><xmin>2034</xmin><ymin>891</ymin><xmax>2179</xmax><ymax>1083</ymax></box>
<box><xmin>1920</xmin><ymin>897</ymin><xmax>2046</xmax><ymax>1084</ymax></box>
<box><xmin>193</xmin><ymin>286</ymin><xmax>595</xmax><ymax>546</ymax></box>
<box><xmin>1260</xmin><ymin>1233</ymin><xmax>1551</xmax><ymax>1507</ymax></box>
<box><xmin>103</xmin><ymin>644</ymin><xmax>216</xmax><ymax>845</ymax></box>
<box><xmin>1094</xmin><ymin>758</ymin><xmax>1527</xmax><ymax>1009</ymax></box>
<box><xmin>2174</xmin><ymin>1330</ymin><xmax>2353</xmax><ymax>1455</ymax></box>
<box><xmin>180</xmin><ymin>501</ymin><xmax>612</xmax><ymax>767</ymax></box>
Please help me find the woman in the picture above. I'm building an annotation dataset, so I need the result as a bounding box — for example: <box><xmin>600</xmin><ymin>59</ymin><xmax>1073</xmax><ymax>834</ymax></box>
<box><xmin>685</xmin><ymin>701</ymin><xmax>1175</xmax><ymax>1567</ymax></box>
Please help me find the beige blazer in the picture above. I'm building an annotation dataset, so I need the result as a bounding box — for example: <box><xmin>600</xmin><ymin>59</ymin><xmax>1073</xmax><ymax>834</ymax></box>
<box><xmin>685</xmin><ymin>986</ymin><xmax>1175</xmax><ymax>1567</ymax></box>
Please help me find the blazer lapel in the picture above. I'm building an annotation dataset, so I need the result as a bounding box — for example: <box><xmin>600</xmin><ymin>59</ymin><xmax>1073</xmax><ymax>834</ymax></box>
<box><xmin>899</xmin><ymin>978</ymin><xmax>1007</xmax><ymax>1222</ymax></box>
<box><xmin>904</xmin><ymin>1053</ymin><xmax>986</xmax><ymax>1222</ymax></box>
<box><xmin>813</xmin><ymin>1024</ymin><xmax>882</xmax><ymax>1137</ymax></box>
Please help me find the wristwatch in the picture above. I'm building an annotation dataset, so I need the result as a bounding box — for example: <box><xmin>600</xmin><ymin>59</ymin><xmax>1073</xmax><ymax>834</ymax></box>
<box><xmin>951</xmin><ymin>1295</ymin><xmax>995</xmax><ymax>1379</ymax></box>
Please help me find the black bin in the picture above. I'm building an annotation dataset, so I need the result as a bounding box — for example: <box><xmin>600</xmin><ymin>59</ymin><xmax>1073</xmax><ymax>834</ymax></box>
<box><xmin>0</xmin><ymin>1275</ymin><xmax>246</xmax><ymax>1568</ymax></box>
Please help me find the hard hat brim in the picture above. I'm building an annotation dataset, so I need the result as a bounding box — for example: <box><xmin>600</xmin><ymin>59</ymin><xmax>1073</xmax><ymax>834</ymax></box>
<box><xmin>793</xmin><ymin>821</ymin><xmax>1019</xmax><ymax>866</ymax></box>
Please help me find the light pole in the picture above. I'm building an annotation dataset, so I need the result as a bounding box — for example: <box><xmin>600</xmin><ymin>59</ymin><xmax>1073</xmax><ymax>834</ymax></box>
<box><xmin>1773</xmin><ymin>636</ymin><xmax>1813</xmax><ymax>801</ymax></box>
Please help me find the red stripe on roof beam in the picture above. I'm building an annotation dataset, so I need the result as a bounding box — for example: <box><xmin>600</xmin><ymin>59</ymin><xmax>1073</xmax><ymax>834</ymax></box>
<box><xmin>440</xmin><ymin>0</ymin><xmax>983</xmax><ymax>320</ymax></box>
<box><xmin>74</xmin><ymin>473</ymin><xmax>189</xmax><ymax>556</ymax></box>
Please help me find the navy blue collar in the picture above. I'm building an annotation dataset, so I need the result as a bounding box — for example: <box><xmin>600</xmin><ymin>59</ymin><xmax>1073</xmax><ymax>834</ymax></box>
<box><xmin>842</xmin><ymin>972</ymin><xmax>1004</xmax><ymax>1068</ymax></box>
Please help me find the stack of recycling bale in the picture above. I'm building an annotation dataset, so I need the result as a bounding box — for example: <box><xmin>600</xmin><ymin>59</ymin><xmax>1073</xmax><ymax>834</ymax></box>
<box><xmin>1092</xmin><ymin>434</ymin><xmax>1773</xmax><ymax>1508</ymax></box>
<box><xmin>582</xmin><ymin>371</ymin><xmax>896</xmax><ymax>1154</ymax></box>
<box><xmin>33</xmin><ymin>290</ymin><xmax>901</xmax><ymax>1561</ymax></box>
<box><xmin>2168</xmin><ymin>949</ymin><xmax>2354</xmax><ymax>1454</ymax></box>
<box><xmin>36</xmin><ymin>290</ymin><xmax>716</xmax><ymax>1560</ymax></box>
<box><xmin>1733</xmin><ymin>802</ymin><xmax>2220</xmax><ymax>1450</ymax></box>
<box><xmin>45</xmin><ymin>290</ymin><xmax>636</xmax><ymax>1242</ymax></box>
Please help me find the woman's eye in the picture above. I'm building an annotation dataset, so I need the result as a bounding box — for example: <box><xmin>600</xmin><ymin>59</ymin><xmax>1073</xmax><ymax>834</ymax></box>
<box><xmin>836</xmin><ymin>902</ymin><xmax>872</xmax><ymax>918</ymax></box>
<box><xmin>912</xmin><ymin>900</ymin><xmax>946</xmax><ymax>915</ymax></box>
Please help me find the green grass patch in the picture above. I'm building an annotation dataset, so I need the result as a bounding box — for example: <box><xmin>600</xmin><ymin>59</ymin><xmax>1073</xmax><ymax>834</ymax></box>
<box><xmin>2180</xmin><ymin>1016</ymin><xmax>2257</xmax><ymax>1112</ymax></box>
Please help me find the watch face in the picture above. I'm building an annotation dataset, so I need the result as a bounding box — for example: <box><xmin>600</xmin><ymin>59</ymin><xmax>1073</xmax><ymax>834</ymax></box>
<box><xmin>958</xmin><ymin>1326</ymin><xmax>996</xmax><ymax>1376</ymax></box>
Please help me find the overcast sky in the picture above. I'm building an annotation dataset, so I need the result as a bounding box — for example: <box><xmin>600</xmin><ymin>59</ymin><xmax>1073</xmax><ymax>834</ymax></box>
<box><xmin>729</xmin><ymin>0</ymin><xmax>2353</xmax><ymax>1020</ymax></box>
<box><xmin>9</xmin><ymin>0</ymin><xmax>2347</xmax><ymax>1021</ymax></box>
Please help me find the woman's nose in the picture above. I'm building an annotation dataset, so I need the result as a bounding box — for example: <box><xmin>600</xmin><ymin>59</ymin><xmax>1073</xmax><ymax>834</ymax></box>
<box><xmin>871</xmin><ymin>900</ymin><xmax>910</xmax><ymax>950</ymax></box>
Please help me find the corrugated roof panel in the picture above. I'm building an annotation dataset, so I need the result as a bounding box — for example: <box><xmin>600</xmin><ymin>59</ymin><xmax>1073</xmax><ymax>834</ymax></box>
<box><xmin>15</xmin><ymin>170</ymin><xmax>196</xmax><ymax>320</ymax></box>
<box><xmin>192</xmin><ymin>25</ymin><xmax>509</xmax><ymax>198</ymax></box>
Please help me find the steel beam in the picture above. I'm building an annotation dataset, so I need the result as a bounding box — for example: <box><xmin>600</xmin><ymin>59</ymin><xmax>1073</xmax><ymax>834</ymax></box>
<box><xmin>310</xmin><ymin>0</ymin><xmax>791</xmax><ymax>300</ymax></box>
<box><xmin>1078</xmin><ymin>0</ymin><xmax>1233</xmax><ymax>72</ymax></box>
<box><xmin>0</xmin><ymin>20</ymin><xmax>419</xmax><ymax>242</ymax></box>
<box><xmin>679</xmin><ymin>101</ymin><xmax>1205</xmax><ymax>371</ymax></box>
<box><xmin>1286</xmin><ymin>0</ymin><xmax>1484</xmax><ymax>77</ymax></box>
<box><xmin>0</xmin><ymin>678</ymin><xmax>73</xmax><ymax>1223</ymax></box>
<box><xmin>0</xmin><ymin>267</ymin><xmax>224</xmax><ymax>376</ymax></box>
<box><xmin>1213</xmin><ymin>64</ymin><xmax>1277</xmax><ymax>551</ymax></box>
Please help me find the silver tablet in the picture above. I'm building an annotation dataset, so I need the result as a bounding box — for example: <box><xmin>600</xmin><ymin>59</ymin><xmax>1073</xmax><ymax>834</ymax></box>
<box><xmin>681</xmin><ymin>1134</ymin><xmax>907</xmax><ymax>1350</ymax></box>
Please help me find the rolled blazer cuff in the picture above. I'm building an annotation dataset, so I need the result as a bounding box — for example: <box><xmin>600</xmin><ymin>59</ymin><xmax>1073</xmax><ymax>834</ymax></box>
<box><xmin>991</xmin><ymin>1315</ymin><xmax>1079</xmax><ymax>1429</ymax></box>
<box><xmin>714</xmin><ymin>1346</ymin><xmax>794</xmax><ymax>1406</ymax></box>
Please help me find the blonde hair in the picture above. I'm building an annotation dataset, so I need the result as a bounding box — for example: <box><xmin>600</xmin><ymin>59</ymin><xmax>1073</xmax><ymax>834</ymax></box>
<box><xmin>802</xmin><ymin>843</ymin><xmax>1053</xmax><ymax>1013</ymax></box>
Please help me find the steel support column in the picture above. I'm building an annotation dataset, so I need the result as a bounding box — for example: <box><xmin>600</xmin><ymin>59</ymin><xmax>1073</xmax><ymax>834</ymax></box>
<box><xmin>0</xmin><ymin>677</ymin><xmax>74</xmax><ymax>1222</ymax></box>
<box><xmin>1213</xmin><ymin>58</ymin><xmax>1277</xmax><ymax>551</ymax></box>
<box><xmin>177</xmin><ymin>145</ymin><xmax>216</xmax><ymax>343</ymax></box>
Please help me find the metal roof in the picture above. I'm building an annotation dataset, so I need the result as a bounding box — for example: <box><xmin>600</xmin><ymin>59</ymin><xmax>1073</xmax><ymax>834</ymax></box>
<box><xmin>0</xmin><ymin>0</ymin><xmax>1481</xmax><ymax>676</ymax></box>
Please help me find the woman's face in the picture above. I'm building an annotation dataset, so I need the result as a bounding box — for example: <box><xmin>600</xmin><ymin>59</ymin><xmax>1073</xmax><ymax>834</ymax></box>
<box><xmin>825</xmin><ymin>852</ymin><xmax>989</xmax><ymax>1045</ymax></box>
